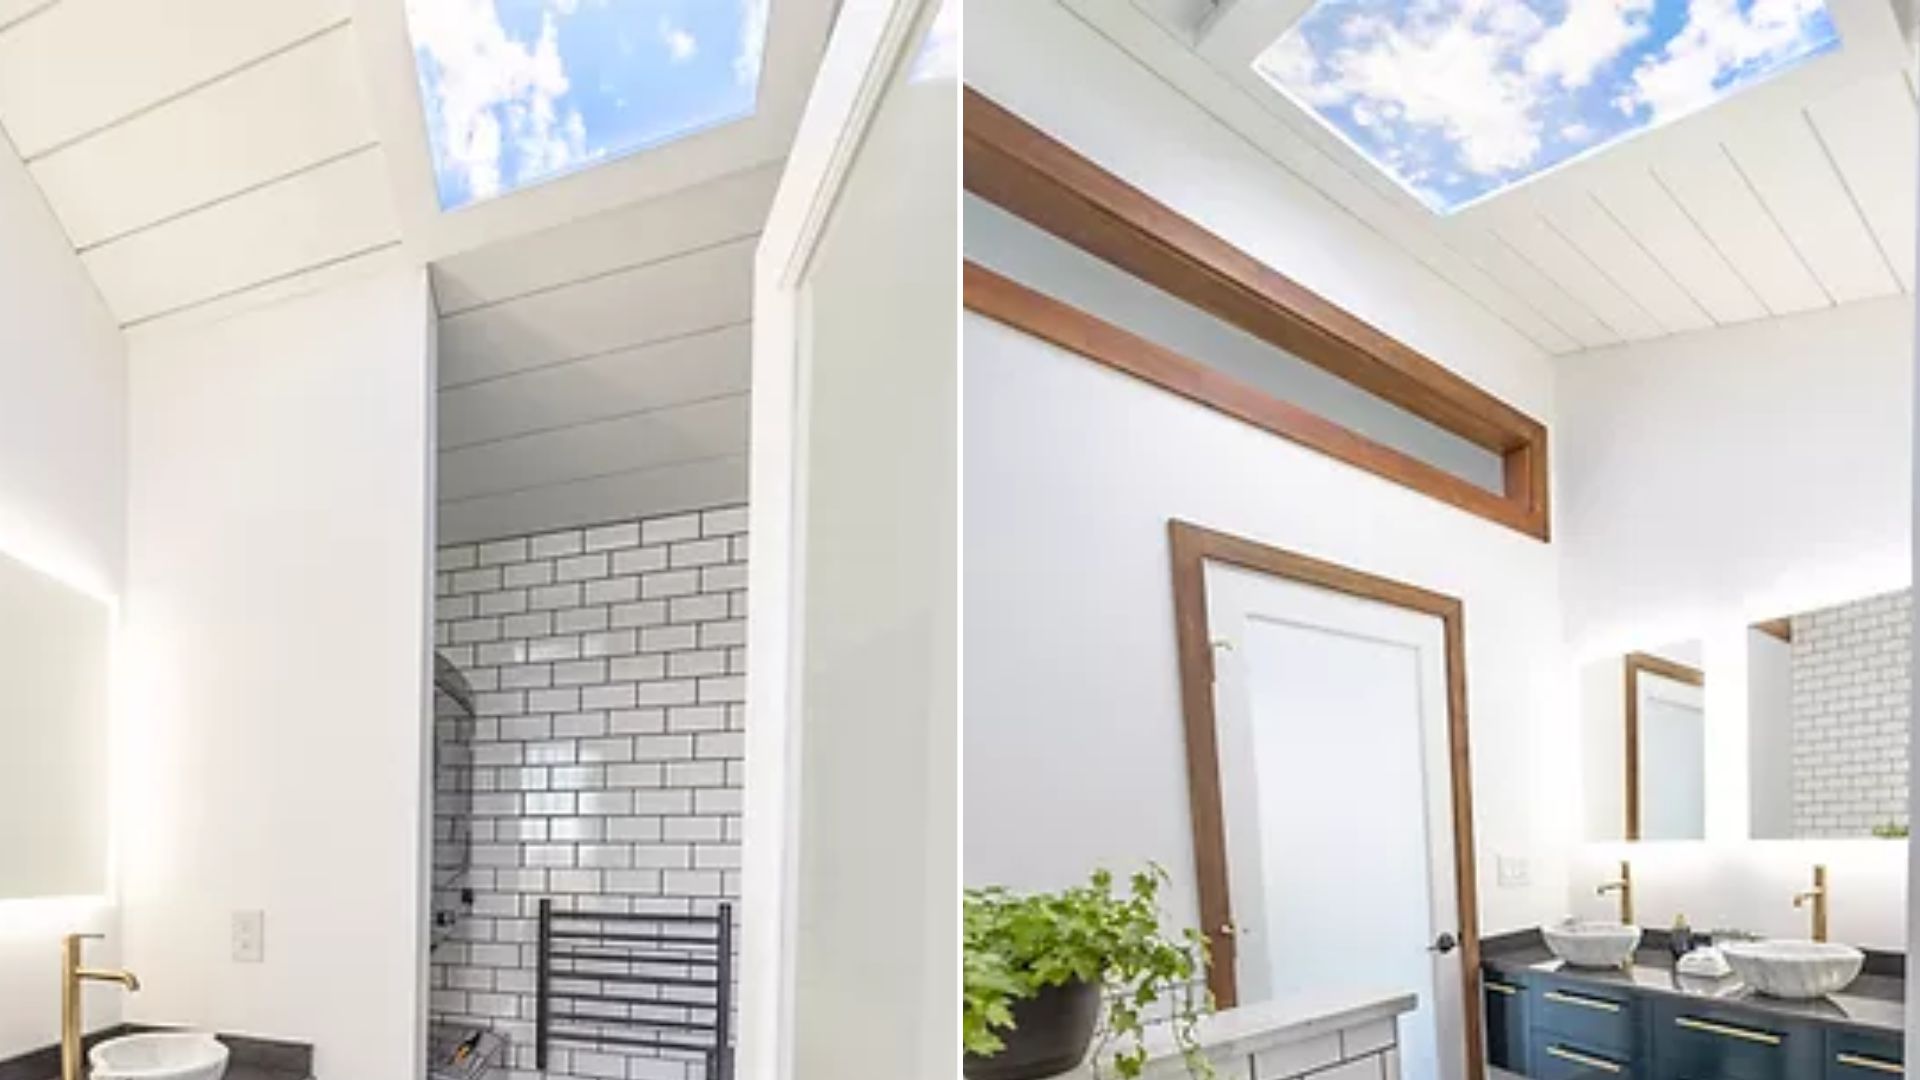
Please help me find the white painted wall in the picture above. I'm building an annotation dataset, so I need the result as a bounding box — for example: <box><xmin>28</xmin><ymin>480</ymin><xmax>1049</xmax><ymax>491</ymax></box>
<box><xmin>963</xmin><ymin>0</ymin><xmax>1569</xmax><ymax>946</ymax></box>
<box><xmin>117</xmin><ymin>270</ymin><xmax>434</xmax><ymax>1078</ymax></box>
<box><xmin>0</xmin><ymin>123</ymin><xmax>128</xmax><ymax>1053</ymax></box>
<box><xmin>1557</xmin><ymin>295</ymin><xmax>1913</xmax><ymax>943</ymax></box>
<box><xmin>1748</xmin><ymin>629</ymin><xmax>1795</xmax><ymax>840</ymax></box>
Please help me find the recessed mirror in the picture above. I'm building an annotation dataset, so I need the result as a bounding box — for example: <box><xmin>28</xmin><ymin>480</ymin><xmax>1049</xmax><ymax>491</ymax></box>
<box><xmin>1749</xmin><ymin>590</ymin><xmax>1910</xmax><ymax>840</ymax></box>
<box><xmin>0</xmin><ymin>548</ymin><xmax>111</xmax><ymax>898</ymax></box>
<box><xmin>1581</xmin><ymin>641</ymin><xmax>1705</xmax><ymax>841</ymax></box>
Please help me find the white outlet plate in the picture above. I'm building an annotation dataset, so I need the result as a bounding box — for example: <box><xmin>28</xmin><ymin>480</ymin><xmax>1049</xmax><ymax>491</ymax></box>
<box><xmin>1497</xmin><ymin>855</ymin><xmax>1532</xmax><ymax>888</ymax></box>
<box><xmin>232</xmin><ymin>910</ymin><xmax>266</xmax><ymax>963</ymax></box>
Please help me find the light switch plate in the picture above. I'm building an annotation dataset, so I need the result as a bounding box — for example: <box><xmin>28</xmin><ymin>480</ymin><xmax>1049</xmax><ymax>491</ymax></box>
<box><xmin>1497</xmin><ymin>855</ymin><xmax>1531</xmax><ymax>888</ymax></box>
<box><xmin>232</xmin><ymin>910</ymin><xmax>265</xmax><ymax>963</ymax></box>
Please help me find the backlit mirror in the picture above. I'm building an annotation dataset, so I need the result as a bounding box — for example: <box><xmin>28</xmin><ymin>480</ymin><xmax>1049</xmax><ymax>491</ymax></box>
<box><xmin>0</xmin><ymin>548</ymin><xmax>111</xmax><ymax>898</ymax></box>
<box><xmin>1749</xmin><ymin>590</ymin><xmax>1910</xmax><ymax>840</ymax></box>
<box><xmin>1581</xmin><ymin>641</ymin><xmax>1706</xmax><ymax>841</ymax></box>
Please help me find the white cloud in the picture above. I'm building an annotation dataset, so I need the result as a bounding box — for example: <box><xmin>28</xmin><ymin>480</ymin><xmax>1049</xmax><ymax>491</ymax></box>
<box><xmin>735</xmin><ymin>0</ymin><xmax>769</xmax><ymax>86</ymax></box>
<box><xmin>660</xmin><ymin>17</ymin><xmax>698</xmax><ymax>62</ymax></box>
<box><xmin>1623</xmin><ymin>0</ymin><xmax>1830</xmax><ymax>121</ymax></box>
<box><xmin>406</xmin><ymin>0</ymin><xmax>589</xmax><ymax>202</ymax></box>
<box><xmin>1524</xmin><ymin>0</ymin><xmax>1654</xmax><ymax>88</ymax></box>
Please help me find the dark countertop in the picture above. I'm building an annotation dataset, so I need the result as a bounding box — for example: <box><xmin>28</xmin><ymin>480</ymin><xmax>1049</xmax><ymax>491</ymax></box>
<box><xmin>1484</xmin><ymin>940</ymin><xmax>1906</xmax><ymax>1037</ymax></box>
<box><xmin>0</xmin><ymin>1028</ymin><xmax>312</xmax><ymax>1080</ymax></box>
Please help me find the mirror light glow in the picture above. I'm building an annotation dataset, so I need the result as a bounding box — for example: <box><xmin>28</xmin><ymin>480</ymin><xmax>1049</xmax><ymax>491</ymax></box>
<box><xmin>1253</xmin><ymin>0</ymin><xmax>1842</xmax><ymax>213</ymax></box>
<box><xmin>404</xmin><ymin>0</ymin><xmax>771</xmax><ymax>210</ymax></box>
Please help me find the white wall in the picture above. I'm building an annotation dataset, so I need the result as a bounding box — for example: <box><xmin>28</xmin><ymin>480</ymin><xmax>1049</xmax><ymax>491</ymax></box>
<box><xmin>964</xmin><ymin>0</ymin><xmax>1569</xmax><ymax>943</ymax></box>
<box><xmin>0</xmin><ymin>125</ymin><xmax>128</xmax><ymax>1052</ymax></box>
<box><xmin>1748</xmin><ymin>630</ymin><xmax>1795</xmax><ymax>840</ymax></box>
<box><xmin>117</xmin><ymin>270</ymin><xmax>434</xmax><ymax>1078</ymax></box>
<box><xmin>1556</xmin><ymin>295</ymin><xmax>1913</xmax><ymax>944</ymax></box>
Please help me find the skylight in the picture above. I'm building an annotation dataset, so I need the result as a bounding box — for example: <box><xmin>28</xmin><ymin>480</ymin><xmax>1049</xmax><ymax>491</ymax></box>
<box><xmin>1252</xmin><ymin>0</ymin><xmax>1842</xmax><ymax>214</ymax></box>
<box><xmin>405</xmin><ymin>0</ymin><xmax>771</xmax><ymax>210</ymax></box>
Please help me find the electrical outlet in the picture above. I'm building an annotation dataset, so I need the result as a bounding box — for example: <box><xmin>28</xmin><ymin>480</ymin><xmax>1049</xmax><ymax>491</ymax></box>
<box><xmin>1497</xmin><ymin>855</ymin><xmax>1532</xmax><ymax>888</ymax></box>
<box><xmin>232</xmin><ymin>910</ymin><xmax>265</xmax><ymax>963</ymax></box>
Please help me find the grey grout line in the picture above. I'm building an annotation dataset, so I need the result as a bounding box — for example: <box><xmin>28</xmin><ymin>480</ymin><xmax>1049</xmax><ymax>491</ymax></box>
<box><xmin>440</xmin><ymin>390</ymin><xmax>749</xmax><ymax>454</ymax></box>
<box><xmin>438</xmin><ymin>318</ymin><xmax>753</xmax><ymax>392</ymax></box>
<box><xmin>75</xmin><ymin>142</ymin><xmax>382</xmax><ymax>254</ymax></box>
<box><xmin>118</xmin><ymin>239</ymin><xmax>403</xmax><ymax>330</ymax></box>
<box><xmin>23</xmin><ymin>17</ymin><xmax>354</xmax><ymax>164</ymax></box>
<box><xmin>439</xmin><ymin>233</ymin><xmax>761</xmax><ymax>320</ymax></box>
<box><xmin>437</xmin><ymin>453</ymin><xmax>747</xmax><ymax>507</ymax></box>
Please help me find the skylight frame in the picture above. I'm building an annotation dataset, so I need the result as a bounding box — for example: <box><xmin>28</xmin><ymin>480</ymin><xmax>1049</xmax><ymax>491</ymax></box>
<box><xmin>350</xmin><ymin>0</ymin><xmax>837</xmax><ymax>261</ymax></box>
<box><xmin>1193</xmin><ymin>0</ymin><xmax>1854</xmax><ymax>218</ymax></box>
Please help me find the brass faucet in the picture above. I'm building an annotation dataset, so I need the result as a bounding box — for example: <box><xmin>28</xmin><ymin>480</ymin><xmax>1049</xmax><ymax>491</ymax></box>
<box><xmin>1793</xmin><ymin>864</ymin><xmax>1829</xmax><ymax>943</ymax></box>
<box><xmin>1596</xmin><ymin>859</ymin><xmax>1634</xmax><ymax>925</ymax></box>
<box><xmin>62</xmin><ymin>933</ymin><xmax>139</xmax><ymax>1080</ymax></box>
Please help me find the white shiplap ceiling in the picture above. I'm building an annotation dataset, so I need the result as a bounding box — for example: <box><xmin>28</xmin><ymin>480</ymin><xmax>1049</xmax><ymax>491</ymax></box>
<box><xmin>1079</xmin><ymin>0</ymin><xmax>1919</xmax><ymax>357</ymax></box>
<box><xmin>0</xmin><ymin>0</ymin><xmax>831</xmax><ymax>545</ymax></box>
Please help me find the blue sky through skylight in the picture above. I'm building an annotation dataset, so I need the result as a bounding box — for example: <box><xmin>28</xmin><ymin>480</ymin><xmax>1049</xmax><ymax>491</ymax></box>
<box><xmin>1253</xmin><ymin>0</ymin><xmax>1841</xmax><ymax>213</ymax></box>
<box><xmin>405</xmin><ymin>0</ymin><xmax>770</xmax><ymax>210</ymax></box>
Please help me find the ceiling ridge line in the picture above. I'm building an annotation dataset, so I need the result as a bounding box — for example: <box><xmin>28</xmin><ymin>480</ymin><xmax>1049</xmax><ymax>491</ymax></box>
<box><xmin>438</xmin><ymin>319</ymin><xmax>753</xmax><ymax>393</ymax></box>
<box><xmin>439</xmin><ymin>232</ymin><xmax>761</xmax><ymax>320</ymax></box>
<box><xmin>1716</xmin><ymin>140</ymin><xmax>1837</xmax><ymax>309</ymax></box>
<box><xmin>441</xmin><ymin>390</ymin><xmax>751</xmax><ymax>454</ymax></box>
<box><xmin>21</xmin><ymin>16</ymin><xmax>353</xmax><ymax>165</ymax></box>
<box><xmin>438</xmin><ymin>452</ymin><xmax>748</xmax><ymax>507</ymax></box>
<box><xmin>1059</xmin><ymin>0</ymin><xmax>1580</xmax><ymax>357</ymax></box>
<box><xmin>74</xmin><ymin>142</ymin><xmax>382</xmax><ymax>255</ymax></box>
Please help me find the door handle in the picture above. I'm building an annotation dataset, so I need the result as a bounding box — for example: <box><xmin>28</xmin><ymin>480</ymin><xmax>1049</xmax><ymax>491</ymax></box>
<box><xmin>1429</xmin><ymin>932</ymin><xmax>1458</xmax><ymax>954</ymax></box>
<box><xmin>1837</xmin><ymin>1053</ymin><xmax>1904</xmax><ymax>1075</ymax></box>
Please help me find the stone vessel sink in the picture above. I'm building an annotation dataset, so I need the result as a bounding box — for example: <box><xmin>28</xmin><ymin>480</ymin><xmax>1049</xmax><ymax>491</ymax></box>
<box><xmin>1720</xmin><ymin>940</ymin><xmax>1864</xmax><ymax>1000</ymax></box>
<box><xmin>90</xmin><ymin>1032</ymin><xmax>229</xmax><ymax>1080</ymax></box>
<box><xmin>1542</xmin><ymin>920</ymin><xmax>1642</xmax><ymax>969</ymax></box>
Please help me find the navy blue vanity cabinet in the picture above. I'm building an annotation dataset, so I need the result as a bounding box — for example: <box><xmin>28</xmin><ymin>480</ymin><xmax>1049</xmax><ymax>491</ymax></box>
<box><xmin>1528</xmin><ymin>972</ymin><xmax>1642</xmax><ymax>1078</ymax></box>
<box><xmin>1648</xmin><ymin>996</ymin><xmax>1821</xmax><ymax>1080</ymax></box>
<box><xmin>1828</xmin><ymin>1028</ymin><xmax>1904</xmax><ymax>1078</ymax></box>
<box><xmin>1484</xmin><ymin>970</ymin><xmax>1532</xmax><ymax>1072</ymax></box>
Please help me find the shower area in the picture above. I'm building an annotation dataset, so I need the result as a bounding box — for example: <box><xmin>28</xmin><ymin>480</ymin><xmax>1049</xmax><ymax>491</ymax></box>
<box><xmin>424</xmin><ymin>507</ymin><xmax>750</xmax><ymax>1080</ymax></box>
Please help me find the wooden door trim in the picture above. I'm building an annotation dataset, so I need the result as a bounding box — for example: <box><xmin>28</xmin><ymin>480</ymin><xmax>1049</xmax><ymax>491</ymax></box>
<box><xmin>1622</xmin><ymin>652</ymin><xmax>1705</xmax><ymax>841</ymax></box>
<box><xmin>966</xmin><ymin>88</ymin><xmax>1551</xmax><ymax>541</ymax></box>
<box><xmin>1167</xmin><ymin>519</ymin><xmax>1484</xmax><ymax>1078</ymax></box>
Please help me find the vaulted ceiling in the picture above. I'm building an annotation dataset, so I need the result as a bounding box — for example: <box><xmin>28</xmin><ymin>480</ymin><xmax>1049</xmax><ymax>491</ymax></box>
<box><xmin>1086</xmin><ymin>0</ymin><xmax>1918</xmax><ymax>357</ymax></box>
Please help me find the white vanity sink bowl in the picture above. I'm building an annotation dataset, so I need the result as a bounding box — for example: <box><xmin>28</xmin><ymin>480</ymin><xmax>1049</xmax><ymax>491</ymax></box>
<box><xmin>89</xmin><ymin>1032</ymin><xmax>229</xmax><ymax>1080</ymax></box>
<box><xmin>1542</xmin><ymin>920</ymin><xmax>1642</xmax><ymax>969</ymax></box>
<box><xmin>1720</xmin><ymin>940</ymin><xmax>1864</xmax><ymax>1000</ymax></box>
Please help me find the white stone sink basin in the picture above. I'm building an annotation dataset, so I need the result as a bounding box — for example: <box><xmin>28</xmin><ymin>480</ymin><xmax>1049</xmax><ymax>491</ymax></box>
<box><xmin>90</xmin><ymin>1032</ymin><xmax>229</xmax><ymax>1080</ymax></box>
<box><xmin>1542</xmin><ymin>920</ymin><xmax>1642</xmax><ymax>969</ymax></box>
<box><xmin>1721</xmin><ymin>940</ymin><xmax>1864</xmax><ymax>1000</ymax></box>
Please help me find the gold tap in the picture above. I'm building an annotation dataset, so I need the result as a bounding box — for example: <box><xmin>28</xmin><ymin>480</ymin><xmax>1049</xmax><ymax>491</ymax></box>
<box><xmin>1793</xmin><ymin>864</ymin><xmax>1829</xmax><ymax>943</ymax></box>
<box><xmin>61</xmin><ymin>933</ymin><xmax>139</xmax><ymax>1080</ymax></box>
<box><xmin>1596</xmin><ymin>859</ymin><xmax>1634</xmax><ymax>925</ymax></box>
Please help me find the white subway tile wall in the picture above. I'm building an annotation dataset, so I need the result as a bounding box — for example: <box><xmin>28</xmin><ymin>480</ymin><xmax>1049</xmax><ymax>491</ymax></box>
<box><xmin>1790</xmin><ymin>588</ymin><xmax>1911</xmax><ymax>838</ymax></box>
<box><xmin>432</xmin><ymin>505</ymin><xmax>748</xmax><ymax>1080</ymax></box>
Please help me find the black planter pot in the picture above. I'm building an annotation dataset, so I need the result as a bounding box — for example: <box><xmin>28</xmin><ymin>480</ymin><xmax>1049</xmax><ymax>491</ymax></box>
<box><xmin>964</xmin><ymin>979</ymin><xmax>1102</xmax><ymax>1080</ymax></box>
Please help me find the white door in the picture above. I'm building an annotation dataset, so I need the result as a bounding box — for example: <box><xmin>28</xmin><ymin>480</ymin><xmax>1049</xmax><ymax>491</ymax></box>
<box><xmin>1205</xmin><ymin>560</ymin><xmax>1466</xmax><ymax>1080</ymax></box>
<box><xmin>740</xmin><ymin>2</ymin><xmax>957</xmax><ymax>1079</ymax></box>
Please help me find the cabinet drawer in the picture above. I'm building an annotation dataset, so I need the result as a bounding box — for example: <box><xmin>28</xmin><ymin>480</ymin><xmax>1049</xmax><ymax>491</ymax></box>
<box><xmin>1831</xmin><ymin>1029</ymin><xmax>1904</xmax><ymax>1078</ymax></box>
<box><xmin>1530</xmin><ymin>1038</ymin><xmax>1633</xmax><ymax>1079</ymax></box>
<box><xmin>1532</xmin><ymin>981</ymin><xmax>1637</xmax><ymax>1055</ymax></box>
<box><xmin>1484</xmin><ymin>974</ymin><xmax>1530</xmax><ymax>1072</ymax></box>
<box><xmin>1658</xmin><ymin>1009</ymin><xmax>1800</xmax><ymax>1080</ymax></box>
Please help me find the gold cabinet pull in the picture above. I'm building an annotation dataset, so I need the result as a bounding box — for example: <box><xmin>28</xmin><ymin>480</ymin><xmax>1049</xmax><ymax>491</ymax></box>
<box><xmin>1485</xmin><ymin>981</ymin><xmax>1518</xmax><ymax>996</ymax></box>
<box><xmin>1543</xmin><ymin>990</ymin><xmax>1622</xmax><ymax>1013</ymax></box>
<box><xmin>1545</xmin><ymin>1045</ymin><xmax>1623</xmax><ymax>1073</ymax></box>
<box><xmin>1837</xmin><ymin>1053</ymin><xmax>1905</xmax><ymax>1075</ymax></box>
<box><xmin>1675</xmin><ymin>1016</ymin><xmax>1782</xmax><ymax>1046</ymax></box>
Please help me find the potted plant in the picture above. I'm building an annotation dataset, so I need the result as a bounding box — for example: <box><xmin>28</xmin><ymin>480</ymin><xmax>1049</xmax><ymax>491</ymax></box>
<box><xmin>963</xmin><ymin>865</ymin><xmax>1214</xmax><ymax>1079</ymax></box>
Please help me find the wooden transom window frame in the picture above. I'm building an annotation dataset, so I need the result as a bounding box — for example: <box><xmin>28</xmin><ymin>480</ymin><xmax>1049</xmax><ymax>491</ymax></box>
<box><xmin>963</xmin><ymin>88</ymin><xmax>1552</xmax><ymax>541</ymax></box>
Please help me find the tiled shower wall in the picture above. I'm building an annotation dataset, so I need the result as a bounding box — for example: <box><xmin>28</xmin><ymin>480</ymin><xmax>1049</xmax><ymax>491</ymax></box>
<box><xmin>1790</xmin><ymin>588</ymin><xmax>1911</xmax><ymax>838</ymax></box>
<box><xmin>431</xmin><ymin>504</ymin><xmax>747</xmax><ymax>1080</ymax></box>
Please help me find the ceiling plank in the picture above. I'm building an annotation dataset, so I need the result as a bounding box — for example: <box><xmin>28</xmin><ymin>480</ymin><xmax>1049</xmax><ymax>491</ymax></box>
<box><xmin>437</xmin><ymin>394</ymin><xmax>750</xmax><ymax>502</ymax></box>
<box><xmin>436</xmin><ymin>455</ymin><xmax>748</xmax><ymax>547</ymax></box>
<box><xmin>29</xmin><ymin>26</ymin><xmax>374</xmax><ymax>249</ymax></box>
<box><xmin>1496</xmin><ymin>215</ymin><xmax>1663</xmax><ymax>342</ymax></box>
<box><xmin>1722</xmin><ymin>111</ymin><xmax>1899</xmax><ymax>305</ymax></box>
<box><xmin>1533</xmin><ymin>188</ymin><xmax>1713</xmax><ymax>336</ymax></box>
<box><xmin>1590</xmin><ymin>168</ymin><xmax>1768</xmax><ymax>327</ymax></box>
<box><xmin>1447</xmin><ymin>227</ymin><xmax>1617</xmax><ymax>350</ymax></box>
<box><xmin>0</xmin><ymin>0</ymin><xmax>347</xmax><ymax>159</ymax></box>
<box><xmin>1806</xmin><ymin>71</ymin><xmax>1918</xmax><ymax>293</ymax></box>
<box><xmin>81</xmin><ymin>147</ymin><xmax>398</xmax><ymax>325</ymax></box>
<box><xmin>437</xmin><ymin>239</ymin><xmax>754</xmax><ymax>388</ymax></box>
<box><xmin>1651</xmin><ymin>145</ymin><xmax>1830</xmax><ymax>317</ymax></box>
<box><xmin>438</xmin><ymin>323</ymin><xmax>751</xmax><ymax>449</ymax></box>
